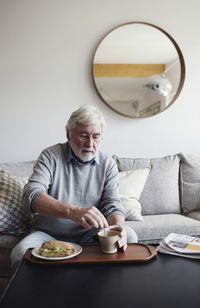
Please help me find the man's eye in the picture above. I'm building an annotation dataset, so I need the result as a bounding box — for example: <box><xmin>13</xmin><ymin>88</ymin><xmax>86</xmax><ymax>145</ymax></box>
<box><xmin>80</xmin><ymin>134</ymin><xmax>88</xmax><ymax>139</ymax></box>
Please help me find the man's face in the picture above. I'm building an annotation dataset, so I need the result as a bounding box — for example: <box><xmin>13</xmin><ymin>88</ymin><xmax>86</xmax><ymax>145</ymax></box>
<box><xmin>67</xmin><ymin>122</ymin><xmax>102</xmax><ymax>162</ymax></box>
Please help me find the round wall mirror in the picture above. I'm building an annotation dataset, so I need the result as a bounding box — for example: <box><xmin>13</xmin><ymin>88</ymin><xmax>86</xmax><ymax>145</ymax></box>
<box><xmin>92</xmin><ymin>22</ymin><xmax>185</xmax><ymax>118</ymax></box>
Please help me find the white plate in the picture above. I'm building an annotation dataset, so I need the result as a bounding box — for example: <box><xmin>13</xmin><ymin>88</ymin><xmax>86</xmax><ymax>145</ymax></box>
<box><xmin>31</xmin><ymin>243</ymin><xmax>82</xmax><ymax>260</ymax></box>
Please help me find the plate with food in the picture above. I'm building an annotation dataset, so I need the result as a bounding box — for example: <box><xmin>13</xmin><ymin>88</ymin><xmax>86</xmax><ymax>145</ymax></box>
<box><xmin>32</xmin><ymin>240</ymin><xmax>82</xmax><ymax>260</ymax></box>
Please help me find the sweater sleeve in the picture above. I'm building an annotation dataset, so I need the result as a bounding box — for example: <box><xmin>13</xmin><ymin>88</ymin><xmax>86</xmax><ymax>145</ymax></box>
<box><xmin>22</xmin><ymin>149</ymin><xmax>55</xmax><ymax>214</ymax></box>
<box><xmin>100</xmin><ymin>158</ymin><xmax>125</xmax><ymax>219</ymax></box>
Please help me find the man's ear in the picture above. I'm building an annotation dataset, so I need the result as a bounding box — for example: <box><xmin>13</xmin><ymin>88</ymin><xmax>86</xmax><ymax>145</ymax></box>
<box><xmin>67</xmin><ymin>130</ymin><xmax>70</xmax><ymax>141</ymax></box>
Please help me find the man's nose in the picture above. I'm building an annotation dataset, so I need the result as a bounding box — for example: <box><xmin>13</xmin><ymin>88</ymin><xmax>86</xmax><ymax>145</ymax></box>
<box><xmin>86</xmin><ymin>136</ymin><xmax>93</xmax><ymax>147</ymax></box>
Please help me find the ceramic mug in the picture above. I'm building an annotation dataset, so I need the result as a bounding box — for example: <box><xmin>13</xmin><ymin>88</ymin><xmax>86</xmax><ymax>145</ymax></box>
<box><xmin>98</xmin><ymin>229</ymin><xmax>120</xmax><ymax>254</ymax></box>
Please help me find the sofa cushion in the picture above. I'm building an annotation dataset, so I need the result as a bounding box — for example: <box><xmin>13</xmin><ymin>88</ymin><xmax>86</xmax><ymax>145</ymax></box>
<box><xmin>125</xmin><ymin>214</ymin><xmax>200</xmax><ymax>244</ymax></box>
<box><xmin>180</xmin><ymin>153</ymin><xmax>200</xmax><ymax>214</ymax></box>
<box><xmin>0</xmin><ymin>248</ymin><xmax>12</xmax><ymax>277</ymax></box>
<box><xmin>0</xmin><ymin>170</ymin><xmax>29</xmax><ymax>235</ymax></box>
<box><xmin>0</xmin><ymin>234</ymin><xmax>23</xmax><ymax>249</ymax></box>
<box><xmin>0</xmin><ymin>161</ymin><xmax>35</xmax><ymax>178</ymax></box>
<box><xmin>119</xmin><ymin>168</ymin><xmax>150</xmax><ymax>221</ymax></box>
<box><xmin>114</xmin><ymin>154</ymin><xmax>181</xmax><ymax>215</ymax></box>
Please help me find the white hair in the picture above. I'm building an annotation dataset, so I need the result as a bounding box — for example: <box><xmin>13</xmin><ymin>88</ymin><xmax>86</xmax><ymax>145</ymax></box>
<box><xmin>65</xmin><ymin>105</ymin><xmax>106</xmax><ymax>133</ymax></box>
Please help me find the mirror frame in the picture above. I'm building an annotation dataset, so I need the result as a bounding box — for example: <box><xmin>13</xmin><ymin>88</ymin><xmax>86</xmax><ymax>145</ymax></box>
<box><xmin>92</xmin><ymin>22</ymin><xmax>186</xmax><ymax>118</ymax></box>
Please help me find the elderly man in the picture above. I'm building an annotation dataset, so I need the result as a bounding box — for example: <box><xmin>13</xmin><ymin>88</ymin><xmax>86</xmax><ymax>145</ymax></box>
<box><xmin>11</xmin><ymin>105</ymin><xmax>137</xmax><ymax>267</ymax></box>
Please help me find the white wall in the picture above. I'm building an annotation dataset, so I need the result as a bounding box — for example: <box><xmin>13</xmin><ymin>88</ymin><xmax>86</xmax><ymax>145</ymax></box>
<box><xmin>0</xmin><ymin>0</ymin><xmax>200</xmax><ymax>162</ymax></box>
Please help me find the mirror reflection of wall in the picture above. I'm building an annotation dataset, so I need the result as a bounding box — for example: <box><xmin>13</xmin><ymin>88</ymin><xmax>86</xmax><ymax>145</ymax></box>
<box><xmin>93</xmin><ymin>22</ymin><xmax>185</xmax><ymax>118</ymax></box>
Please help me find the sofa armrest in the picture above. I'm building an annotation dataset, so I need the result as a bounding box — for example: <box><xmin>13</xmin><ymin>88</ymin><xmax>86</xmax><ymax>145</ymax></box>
<box><xmin>185</xmin><ymin>210</ymin><xmax>200</xmax><ymax>221</ymax></box>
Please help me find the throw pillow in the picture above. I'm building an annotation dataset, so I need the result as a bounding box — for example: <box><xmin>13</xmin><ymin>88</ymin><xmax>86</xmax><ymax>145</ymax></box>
<box><xmin>119</xmin><ymin>168</ymin><xmax>150</xmax><ymax>221</ymax></box>
<box><xmin>0</xmin><ymin>170</ymin><xmax>29</xmax><ymax>235</ymax></box>
<box><xmin>180</xmin><ymin>153</ymin><xmax>200</xmax><ymax>214</ymax></box>
<box><xmin>114</xmin><ymin>154</ymin><xmax>181</xmax><ymax>215</ymax></box>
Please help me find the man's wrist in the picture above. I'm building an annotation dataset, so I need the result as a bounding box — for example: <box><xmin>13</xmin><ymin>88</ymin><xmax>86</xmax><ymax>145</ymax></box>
<box><xmin>62</xmin><ymin>202</ymin><xmax>74</xmax><ymax>219</ymax></box>
<box><xmin>107</xmin><ymin>214</ymin><xmax>125</xmax><ymax>226</ymax></box>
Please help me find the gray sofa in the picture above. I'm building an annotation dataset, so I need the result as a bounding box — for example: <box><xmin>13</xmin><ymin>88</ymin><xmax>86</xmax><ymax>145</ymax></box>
<box><xmin>1</xmin><ymin>153</ymin><xmax>200</xmax><ymax>296</ymax></box>
<box><xmin>114</xmin><ymin>153</ymin><xmax>200</xmax><ymax>243</ymax></box>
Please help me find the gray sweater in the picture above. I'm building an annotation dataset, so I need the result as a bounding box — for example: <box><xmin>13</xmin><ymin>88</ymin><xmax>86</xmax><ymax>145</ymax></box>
<box><xmin>22</xmin><ymin>142</ymin><xmax>124</xmax><ymax>239</ymax></box>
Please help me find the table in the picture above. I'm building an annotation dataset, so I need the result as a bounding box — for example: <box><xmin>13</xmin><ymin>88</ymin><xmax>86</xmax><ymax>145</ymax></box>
<box><xmin>1</xmin><ymin>246</ymin><xmax>200</xmax><ymax>308</ymax></box>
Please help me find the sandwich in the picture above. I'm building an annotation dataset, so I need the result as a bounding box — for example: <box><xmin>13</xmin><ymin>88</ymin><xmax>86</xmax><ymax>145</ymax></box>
<box><xmin>39</xmin><ymin>240</ymin><xmax>75</xmax><ymax>257</ymax></box>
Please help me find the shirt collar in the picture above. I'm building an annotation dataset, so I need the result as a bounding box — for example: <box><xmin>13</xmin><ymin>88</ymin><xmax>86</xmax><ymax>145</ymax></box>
<box><xmin>66</xmin><ymin>142</ymin><xmax>100</xmax><ymax>165</ymax></box>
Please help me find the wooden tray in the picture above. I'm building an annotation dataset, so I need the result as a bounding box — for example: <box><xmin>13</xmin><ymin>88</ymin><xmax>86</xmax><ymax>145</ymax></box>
<box><xmin>24</xmin><ymin>243</ymin><xmax>157</xmax><ymax>265</ymax></box>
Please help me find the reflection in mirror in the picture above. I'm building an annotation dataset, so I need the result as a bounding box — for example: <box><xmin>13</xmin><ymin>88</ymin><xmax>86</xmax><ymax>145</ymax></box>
<box><xmin>93</xmin><ymin>22</ymin><xmax>185</xmax><ymax>118</ymax></box>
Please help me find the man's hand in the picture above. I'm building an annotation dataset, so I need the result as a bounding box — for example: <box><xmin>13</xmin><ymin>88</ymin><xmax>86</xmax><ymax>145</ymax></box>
<box><xmin>69</xmin><ymin>205</ymin><xmax>109</xmax><ymax>230</ymax></box>
<box><xmin>107</xmin><ymin>224</ymin><xmax>127</xmax><ymax>251</ymax></box>
<box><xmin>106</xmin><ymin>214</ymin><xmax>127</xmax><ymax>251</ymax></box>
